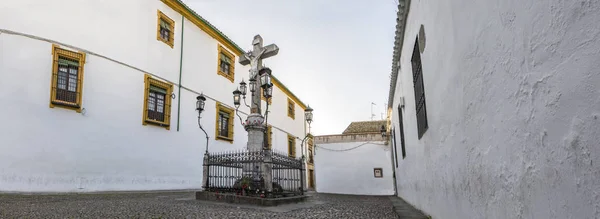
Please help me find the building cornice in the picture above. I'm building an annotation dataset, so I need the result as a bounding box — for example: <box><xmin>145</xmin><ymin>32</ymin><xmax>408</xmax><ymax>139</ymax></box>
<box><xmin>272</xmin><ymin>76</ymin><xmax>307</xmax><ymax>110</ymax></box>
<box><xmin>387</xmin><ymin>0</ymin><xmax>411</xmax><ymax>109</ymax></box>
<box><xmin>162</xmin><ymin>0</ymin><xmax>307</xmax><ymax>110</ymax></box>
<box><xmin>161</xmin><ymin>0</ymin><xmax>245</xmax><ymax>56</ymax></box>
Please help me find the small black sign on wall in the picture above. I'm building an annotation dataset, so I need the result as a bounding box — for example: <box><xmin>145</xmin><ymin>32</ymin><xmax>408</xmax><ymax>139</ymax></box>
<box><xmin>374</xmin><ymin>168</ymin><xmax>383</xmax><ymax>178</ymax></box>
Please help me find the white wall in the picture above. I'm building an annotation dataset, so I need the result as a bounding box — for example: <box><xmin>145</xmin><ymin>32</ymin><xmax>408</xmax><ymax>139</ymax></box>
<box><xmin>0</xmin><ymin>0</ymin><xmax>309</xmax><ymax>192</ymax></box>
<box><xmin>314</xmin><ymin>138</ymin><xmax>395</xmax><ymax>196</ymax></box>
<box><xmin>389</xmin><ymin>0</ymin><xmax>600</xmax><ymax>218</ymax></box>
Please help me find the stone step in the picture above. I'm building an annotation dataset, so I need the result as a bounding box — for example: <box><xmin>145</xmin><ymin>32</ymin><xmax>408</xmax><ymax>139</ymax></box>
<box><xmin>388</xmin><ymin>196</ymin><xmax>430</xmax><ymax>219</ymax></box>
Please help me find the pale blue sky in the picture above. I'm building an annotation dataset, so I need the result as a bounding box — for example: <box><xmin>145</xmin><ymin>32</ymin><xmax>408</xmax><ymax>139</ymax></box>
<box><xmin>184</xmin><ymin>0</ymin><xmax>397</xmax><ymax>135</ymax></box>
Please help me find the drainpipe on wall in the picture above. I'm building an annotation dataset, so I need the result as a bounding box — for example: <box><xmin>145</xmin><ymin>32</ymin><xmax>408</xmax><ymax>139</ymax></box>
<box><xmin>176</xmin><ymin>15</ymin><xmax>185</xmax><ymax>131</ymax></box>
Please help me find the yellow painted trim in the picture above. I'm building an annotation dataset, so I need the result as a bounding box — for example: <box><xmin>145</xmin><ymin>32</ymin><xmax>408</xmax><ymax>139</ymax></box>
<box><xmin>160</xmin><ymin>0</ymin><xmax>243</xmax><ymax>56</ymax></box>
<box><xmin>267</xmin><ymin>125</ymin><xmax>272</xmax><ymax>149</ymax></box>
<box><xmin>272</xmin><ymin>76</ymin><xmax>306</xmax><ymax>110</ymax></box>
<box><xmin>49</xmin><ymin>44</ymin><xmax>86</xmax><ymax>112</ymax></box>
<box><xmin>217</xmin><ymin>45</ymin><xmax>235</xmax><ymax>83</ymax></box>
<box><xmin>287</xmin><ymin>134</ymin><xmax>296</xmax><ymax>158</ymax></box>
<box><xmin>215</xmin><ymin>102</ymin><xmax>235</xmax><ymax>143</ymax></box>
<box><xmin>157</xmin><ymin>10</ymin><xmax>175</xmax><ymax>48</ymax></box>
<box><xmin>142</xmin><ymin>74</ymin><xmax>173</xmax><ymax>130</ymax></box>
<box><xmin>287</xmin><ymin>98</ymin><xmax>295</xmax><ymax>120</ymax></box>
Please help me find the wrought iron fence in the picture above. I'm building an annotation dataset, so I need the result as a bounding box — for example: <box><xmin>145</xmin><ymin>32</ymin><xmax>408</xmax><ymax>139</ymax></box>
<box><xmin>204</xmin><ymin>149</ymin><xmax>304</xmax><ymax>197</ymax></box>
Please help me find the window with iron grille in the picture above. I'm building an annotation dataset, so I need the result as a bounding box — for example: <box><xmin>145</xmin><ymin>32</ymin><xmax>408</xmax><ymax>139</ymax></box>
<box><xmin>143</xmin><ymin>74</ymin><xmax>173</xmax><ymax>130</ymax></box>
<box><xmin>49</xmin><ymin>44</ymin><xmax>86</xmax><ymax>112</ymax></box>
<box><xmin>398</xmin><ymin>105</ymin><xmax>407</xmax><ymax>158</ymax></box>
<box><xmin>215</xmin><ymin>102</ymin><xmax>234</xmax><ymax>142</ymax></box>
<box><xmin>411</xmin><ymin>37</ymin><xmax>428</xmax><ymax>139</ymax></box>
<box><xmin>287</xmin><ymin>98</ymin><xmax>295</xmax><ymax>119</ymax></box>
<box><xmin>157</xmin><ymin>10</ymin><xmax>174</xmax><ymax>48</ymax></box>
<box><xmin>287</xmin><ymin>134</ymin><xmax>296</xmax><ymax>158</ymax></box>
<box><xmin>217</xmin><ymin>45</ymin><xmax>235</xmax><ymax>82</ymax></box>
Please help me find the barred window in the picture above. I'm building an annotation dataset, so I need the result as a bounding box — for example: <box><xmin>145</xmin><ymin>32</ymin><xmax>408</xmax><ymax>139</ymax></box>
<box><xmin>157</xmin><ymin>10</ymin><xmax>174</xmax><ymax>48</ymax></box>
<box><xmin>411</xmin><ymin>37</ymin><xmax>428</xmax><ymax>139</ymax></box>
<box><xmin>218</xmin><ymin>110</ymin><xmax>229</xmax><ymax>137</ymax></box>
<box><xmin>143</xmin><ymin>74</ymin><xmax>173</xmax><ymax>130</ymax></box>
<box><xmin>219</xmin><ymin>53</ymin><xmax>232</xmax><ymax>75</ymax></box>
<box><xmin>215</xmin><ymin>102</ymin><xmax>234</xmax><ymax>142</ymax></box>
<box><xmin>50</xmin><ymin>44</ymin><xmax>86</xmax><ymax>112</ymax></box>
<box><xmin>217</xmin><ymin>45</ymin><xmax>235</xmax><ymax>82</ymax></box>
<box><xmin>398</xmin><ymin>105</ymin><xmax>407</xmax><ymax>158</ymax></box>
<box><xmin>287</xmin><ymin>134</ymin><xmax>296</xmax><ymax>158</ymax></box>
<box><xmin>147</xmin><ymin>86</ymin><xmax>166</xmax><ymax>122</ymax></box>
<box><xmin>287</xmin><ymin>98</ymin><xmax>295</xmax><ymax>119</ymax></box>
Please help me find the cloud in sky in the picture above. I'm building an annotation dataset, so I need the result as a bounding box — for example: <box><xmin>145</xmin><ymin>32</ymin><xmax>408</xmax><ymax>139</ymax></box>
<box><xmin>183</xmin><ymin>0</ymin><xmax>397</xmax><ymax>135</ymax></box>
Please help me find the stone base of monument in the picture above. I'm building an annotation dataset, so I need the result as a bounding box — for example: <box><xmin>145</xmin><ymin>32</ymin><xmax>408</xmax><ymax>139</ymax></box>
<box><xmin>195</xmin><ymin>191</ymin><xmax>308</xmax><ymax>206</ymax></box>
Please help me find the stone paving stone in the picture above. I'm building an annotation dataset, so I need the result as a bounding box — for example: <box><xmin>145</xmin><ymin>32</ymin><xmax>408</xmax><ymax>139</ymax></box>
<box><xmin>0</xmin><ymin>191</ymin><xmax>399</xmax><ymax>219</ymax></box>
<box><xmin>388</xmin><ymin>196</ymin><xmax>429</xmax><ymax>219</ymax></box>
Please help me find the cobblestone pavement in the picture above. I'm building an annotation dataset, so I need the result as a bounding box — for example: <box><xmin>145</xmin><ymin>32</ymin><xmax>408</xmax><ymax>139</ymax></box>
<box><xmin>0</xmin><ymin>191</ymin><xmax>399</xmax><ymax>219</ymax></box>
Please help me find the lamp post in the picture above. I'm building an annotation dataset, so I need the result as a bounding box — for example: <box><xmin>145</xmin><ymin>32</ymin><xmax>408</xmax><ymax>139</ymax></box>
<box><xmin>197</xmin><ymin>94</ymin><xmax>210</xmax><ymax>189</ymax></box>
<box><xmin>298</xmin><ymin>105</ymin><xmax>314</xmax><ymax>192</ymax></box>
<box><xmin>196</xmin><ymin>94</ymin><xmax>209</xmax><ymax>153</ymax></box>
<box><xmin>300</xmin><ymin>105</ymin><xmax>314</xmax><ymax>160</ymax></box>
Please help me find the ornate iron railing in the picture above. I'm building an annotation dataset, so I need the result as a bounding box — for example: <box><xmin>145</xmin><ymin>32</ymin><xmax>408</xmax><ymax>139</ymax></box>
<box><xmin>204</xmin><ymin>149</ymin><xmax>304</xmax><ymax>197</ymax></box>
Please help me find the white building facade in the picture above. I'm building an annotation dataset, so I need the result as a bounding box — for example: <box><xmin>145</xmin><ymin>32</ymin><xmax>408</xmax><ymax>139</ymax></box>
<box><xmin>314</xmin><ymin>133</ymin><xmax>395</xmax><ymax>196</ymax></box>
<box><xmin>0</xmin><ymin>0</ymin><xmax>311</xmax><ymax>192</ymax></box>
<box><xmin>387</xmin><ymin>0</ymin><xmax>600</xmax><ymax>218</ymax></box>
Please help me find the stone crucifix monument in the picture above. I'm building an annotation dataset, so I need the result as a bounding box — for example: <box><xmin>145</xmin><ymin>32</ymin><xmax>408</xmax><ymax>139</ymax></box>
<box><xmin>239</xmin><ymin>35</ymin><xmax>279</xmax><ymax>193</ymax></box>
<box><xmin>239</xmin><ymin>35</ymin><xmax>279</xmax><ymax>152</ymax></box>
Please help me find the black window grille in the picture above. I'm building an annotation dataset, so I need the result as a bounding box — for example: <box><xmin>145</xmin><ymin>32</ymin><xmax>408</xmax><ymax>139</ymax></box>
<box><xmin>398</xmin><ymin>105</ymin><xmax>407</xmax><ymax>158</ymax></box>
<box><xmin>392</xmin><ymin>127</ymin><xmax>399</xmax><ymax>167</ymax></box>
<box><xmin>220</xmin><ymin>53</ymin><xmax>232</xmax><ymax>75</ymax></box>
<box><xmin>411</xmin><ymin>38</ymin><xmax>428</xmax><ymax>139</ymax></box>
<box><xmin>147</xmin><ymin>85</ymin><xmax>166</xmax><ymax>122</ymax></box>
<box><xmin>55</xmin><ymin>57</ymin><xmax>79</xmax><ymax>104</ymax></box>
<box><xmin>218</xmin><ymin>110</ymin><xmax>230</xmax><ymax>137</ymax></box>
<box><xmin>159</xmin><ymin>18</ymin><xmax>171</xmax><ymax>42</ymax></box>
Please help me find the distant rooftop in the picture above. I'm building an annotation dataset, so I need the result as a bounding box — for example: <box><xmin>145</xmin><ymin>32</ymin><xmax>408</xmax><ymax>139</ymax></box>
<box><xmin>342</xmin><ymin>120</ymin><xmax>386</xmax><ymax>134</ymax></box>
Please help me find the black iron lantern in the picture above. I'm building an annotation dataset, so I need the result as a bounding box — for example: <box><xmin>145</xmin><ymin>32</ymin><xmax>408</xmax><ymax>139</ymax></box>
<box><xmin>196</xmin><ymin>94</ymin><xmax>206</xmax><ymax>112</ymax></box>
<box><xmin>249</xmin><ymin>78</ymin><xmax>257</xmax><ymax>93</ymax></box>
<box><xmin>305</xmin><ymin>105</ymin><xmax>313</xmax><ymax>124</ymax></box>
<box><xmin>259</xmin><ymin>67</ymin><xmax>272</xmax><ymax>88</ymax></box>
<box><xmin>233</xmin><ymin>89</ymin><xmax>242</xmax><ymax>107</ymax></box>
<box><xmin>239</xmin><ymin>79</ymin><xmax>247</xmax><ymax>96</ymax></box>
<box><xmin>263</xmin><ymin>83</ymin><xmax>273</xmax><ymax>98</ymax></box>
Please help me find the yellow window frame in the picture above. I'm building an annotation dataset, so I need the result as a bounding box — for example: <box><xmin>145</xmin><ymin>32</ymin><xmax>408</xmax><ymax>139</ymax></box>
<box><xmin>157</xmin><ymin>10</ymin><xmax>175</xmax><ymax>48</ymax></box>
<box><xmin>215</xmin><ymin>102</ymin><xmax>235</xmax><ymax>142</ymax></box>
<box><xmin>287</xmin><ymin>98</ymin><xmax>295</xmax><ymax>119</ymax></box>
<box><xmin>287</xmin><ymin>134</ymin><xmax>296</xmax><ymax>158</ymax></box>
<box><xmin>217</xmin><ymin>45</ymin><xmax>235</xmax><ymax>82</ymax></box>
<box><xmin>142</xmin><ymin>74</ymin><xmax>173</xmax><ymax>130</ymax></box>
<box><xmin>266</xmin><ymin>125</ymin><xmax>273</xmax><ymax>149</ymax></box>
<box><xmin>49</xmin><ymin>44</ymin><xmax>86</xmax><ymax>112</ymax></box>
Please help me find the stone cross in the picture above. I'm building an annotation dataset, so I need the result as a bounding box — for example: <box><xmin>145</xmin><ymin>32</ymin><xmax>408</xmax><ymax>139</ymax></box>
<box><xmin>239</xmin><ymin>35</ymin><xmax>279</xmax><ymax>114</ymax></box>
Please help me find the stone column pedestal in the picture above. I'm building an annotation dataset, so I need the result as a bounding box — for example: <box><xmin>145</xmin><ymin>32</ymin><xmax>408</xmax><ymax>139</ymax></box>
<box><xmin>202</xmin><ymin>151</ymin><xmax>209</xmax><ymax>190</ymax></box>
<box><xmin>262</xmin><ymin>149</ymin><xmax>273</xmax><ymax>193</ymax></box>
<box><xmin>243</xmin><ymin>113</ymin><xmax>265</xmax><ymax>178</ymax></box>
